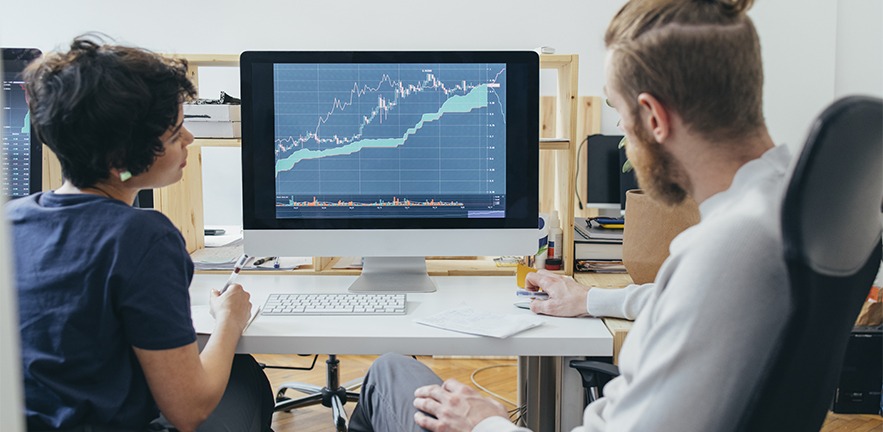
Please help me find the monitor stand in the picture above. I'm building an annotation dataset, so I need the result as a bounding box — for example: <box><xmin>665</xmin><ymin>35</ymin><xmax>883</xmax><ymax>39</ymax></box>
<box><xmin>348</xmin><ymin>257</ymin><xmax>438</xmax><ymax>293</ymax></box>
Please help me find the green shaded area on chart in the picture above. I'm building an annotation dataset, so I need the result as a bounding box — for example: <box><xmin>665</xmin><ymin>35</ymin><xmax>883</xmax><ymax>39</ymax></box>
<box><xmin>275</xmin><ymin>84</ymin><xmax>490</xmax><ymax>175</ymax></box>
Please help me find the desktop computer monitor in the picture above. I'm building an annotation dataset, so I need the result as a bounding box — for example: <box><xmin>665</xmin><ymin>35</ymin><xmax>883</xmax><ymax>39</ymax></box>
<box><xmin>585</xmin><ymin>134</ymin><xmax>637</xmax><ymax>217</ymax></box>
<box><xmin>2</xmin><ymin>48</ymin><xmax>42</xmax><ymax>199</ymax></box>
<box><xmin>240</xmin><ymin>51</ymin><xmax>539</xmax><ymax>292</ymax></box>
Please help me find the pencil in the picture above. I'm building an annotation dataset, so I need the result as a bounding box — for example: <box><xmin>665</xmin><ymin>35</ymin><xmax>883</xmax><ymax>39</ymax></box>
<box><xmin>219</xmin><ymin>254</ymin><xmax>250</xmax><ymax>294</ymax></box>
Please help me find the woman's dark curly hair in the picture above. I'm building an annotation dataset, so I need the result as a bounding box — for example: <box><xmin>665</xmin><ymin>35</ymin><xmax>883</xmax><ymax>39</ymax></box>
<box><xmin>23</xmin><ymin>34</ymin><xmax>196</xmax><ymax>188</ymax></box>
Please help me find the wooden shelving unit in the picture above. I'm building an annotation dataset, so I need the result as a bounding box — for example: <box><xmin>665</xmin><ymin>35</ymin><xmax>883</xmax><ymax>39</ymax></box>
<box><xmin>41</xmin><ymin>53</ymin><xmax>599</xmax><ymax>276</ymax></box>
<box><xmin>538</xmin><ymin>55</ymin><xmax>602</xmax><ymax>275</ymax></box>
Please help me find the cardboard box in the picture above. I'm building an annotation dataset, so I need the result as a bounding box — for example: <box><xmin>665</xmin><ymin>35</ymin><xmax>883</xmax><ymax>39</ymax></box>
<box><xmin>183</xmin><ymin>104</ymin><xmax>241</xmax><ymax>122</ymax></box>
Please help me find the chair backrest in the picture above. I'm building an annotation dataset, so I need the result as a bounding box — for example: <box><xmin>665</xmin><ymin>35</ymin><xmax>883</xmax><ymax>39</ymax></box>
<box><xmin>737</xmin><ymin>96</ymin><xmax>883</xmax><ymax>431</ymax></box>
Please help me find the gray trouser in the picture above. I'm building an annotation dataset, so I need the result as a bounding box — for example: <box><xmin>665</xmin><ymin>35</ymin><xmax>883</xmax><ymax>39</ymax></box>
<box><xmin>149</xmin><ymin>354</ymin><xmax>274</xmax><ymax>432</ymax></box>
<box><xmin>348</xmin><ymin>353</ymin><xmax>443</xmax><ymax>432</ymax></box>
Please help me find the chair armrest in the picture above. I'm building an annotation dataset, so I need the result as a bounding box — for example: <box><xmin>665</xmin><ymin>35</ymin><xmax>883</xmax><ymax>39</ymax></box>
<box><xmin>569</xmin><ymin>360</ymin><xmax>620</xmax><ymax>401</ymax></box>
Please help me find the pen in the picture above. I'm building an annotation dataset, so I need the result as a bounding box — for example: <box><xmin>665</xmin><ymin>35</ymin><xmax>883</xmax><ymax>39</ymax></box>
<box><xmin>252</xmin><ymin>256</ymin><xmax>277</xmax><ymax>267</ymax></box>
<box><xmin>516</xmin><ymin>289</ymin><xmax>550</xmax><ymax>299</ymax></box>
<box><xmin>219</xmin><ymin>254</ymin><xmax>250</xmax><ymax>295</ymax></box>
<box><xmin>273</xmin><ymin>257</ymin><xmax>280</xmax><ymax>269</ymax></box>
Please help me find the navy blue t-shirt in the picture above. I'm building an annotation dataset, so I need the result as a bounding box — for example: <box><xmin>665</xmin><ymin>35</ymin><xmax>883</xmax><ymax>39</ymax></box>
<box><xmin>7</xmin><ymin>192</ymin><xmax>196</xmax><ymax>429</ymax></box>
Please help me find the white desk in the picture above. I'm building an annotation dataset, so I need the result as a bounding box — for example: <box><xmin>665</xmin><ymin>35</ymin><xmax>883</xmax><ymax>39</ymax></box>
<box><xmin>190</xmin><ymin>274</ymin><xmax>614</xmax><ymax>430</ymax></box>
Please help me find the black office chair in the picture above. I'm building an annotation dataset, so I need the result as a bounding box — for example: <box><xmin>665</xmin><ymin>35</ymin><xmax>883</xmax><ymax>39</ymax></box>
<box><xmin>571</xmin><ymin>95</ymin><xmax>883</xmax><ymax>429</ymax></box>
<box><xmin>270</xmin><ymin>354</ymin><xmax>361</xmax><ymax>432</ymax></box>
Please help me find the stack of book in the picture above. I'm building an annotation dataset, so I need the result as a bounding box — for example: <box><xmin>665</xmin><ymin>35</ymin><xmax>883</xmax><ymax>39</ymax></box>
<box><xmin>574</xmin><ymin>217</ymin><xmax>625</xmax><ymax>273</ymax></box>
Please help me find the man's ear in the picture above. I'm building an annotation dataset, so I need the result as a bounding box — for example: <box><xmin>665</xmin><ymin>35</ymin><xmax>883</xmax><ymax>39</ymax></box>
<box><xmin>636</xmin><ymin>93</ymin><xmax>671</xmax><ymax>143</ymax></box>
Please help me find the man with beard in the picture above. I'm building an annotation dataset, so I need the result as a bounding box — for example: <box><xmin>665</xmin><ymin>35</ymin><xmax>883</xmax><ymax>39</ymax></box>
<box><xmin>346</xmin><ymin>0</ymin><xmax>795</xmax><ymax>431</ymax></box>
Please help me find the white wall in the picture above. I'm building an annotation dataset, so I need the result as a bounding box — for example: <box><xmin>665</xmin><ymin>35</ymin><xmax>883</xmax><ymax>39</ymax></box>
<box><xmin>752</xmin><ymin>0</ymin><xmax>838</xmax><ymax>148</ymax></box>
<box><xmin>1</xmin><ymin>0</ymin><xmax>878</xmax><ymax>225</ymax></box>
<box><xmin>835</xmin><ymin>0</ymin><xmax>883</xmax><ymax>98</ymax></box>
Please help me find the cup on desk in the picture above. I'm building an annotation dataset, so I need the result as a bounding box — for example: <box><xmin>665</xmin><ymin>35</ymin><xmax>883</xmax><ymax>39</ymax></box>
<box><xmin>516</xmin><ymin>263</ymin><xmax>538</xmax><ymax>288</ymax></box>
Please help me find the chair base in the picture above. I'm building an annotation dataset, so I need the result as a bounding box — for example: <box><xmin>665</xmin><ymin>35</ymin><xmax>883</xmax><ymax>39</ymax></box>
<box><xmin>273</xmin><ymin>355</ymin><xmax>362</xmax><ymax>432</ymax></box>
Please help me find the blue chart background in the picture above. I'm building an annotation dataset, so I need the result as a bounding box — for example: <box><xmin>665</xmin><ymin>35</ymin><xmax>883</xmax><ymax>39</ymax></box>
<box><xmin>272</xmin><ymin>63</ymin><xmax>506</xmax><ymax>204</ymax></box>
<box><xmin>2</xmin><ymin>76</ymin><xmax>32</xmax><ymax>198</ymax></box>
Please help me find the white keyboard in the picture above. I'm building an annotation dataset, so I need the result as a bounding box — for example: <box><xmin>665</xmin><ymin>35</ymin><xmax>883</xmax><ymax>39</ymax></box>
<box><xmin>261</xmin><ymin>293</ymin><xmax>407</xmax><ymax>316</ymax></box>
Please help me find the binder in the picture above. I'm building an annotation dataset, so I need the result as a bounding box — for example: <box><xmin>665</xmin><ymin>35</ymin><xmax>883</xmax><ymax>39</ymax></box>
<box><xmin>575</xmin><ymin>217</ymin><xmax>624</xmax><ymax>241</ymax></box>
<box><xmin>574</xmin><ymin>236</ymin><xmax>623</xmax><ymax>260</ymax></box>
<box><xmin>574</xmin><ymin>219</ymin><xmax>623</xmax><ymax>260</ymax></box>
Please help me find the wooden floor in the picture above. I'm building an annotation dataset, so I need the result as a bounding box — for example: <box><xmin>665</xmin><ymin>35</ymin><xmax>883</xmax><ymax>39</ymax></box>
<box><xmin>255</xmin><ymin>354</ymin><xmax>882</xmax><ymax>432</ymax></box>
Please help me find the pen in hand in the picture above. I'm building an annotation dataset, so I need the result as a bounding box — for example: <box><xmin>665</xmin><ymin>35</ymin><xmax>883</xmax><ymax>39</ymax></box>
<box><xmin>219</xmin><ymin>254</ymin><xmax>251</xmax><ymax>295</ymax></box>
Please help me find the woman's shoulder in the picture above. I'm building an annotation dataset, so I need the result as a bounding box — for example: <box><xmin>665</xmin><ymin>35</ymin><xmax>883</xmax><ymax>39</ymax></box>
<box><xmin>115</xmin><ymin>206</ymin><xmax>181</xmax><ymax>239</ymax></box>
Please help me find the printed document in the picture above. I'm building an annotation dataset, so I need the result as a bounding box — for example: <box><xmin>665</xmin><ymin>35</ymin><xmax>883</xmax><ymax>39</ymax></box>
<box><xmin>416</xmin><ymin>307</ymin><xmax>544</xmax><ymax>338</ymax></box>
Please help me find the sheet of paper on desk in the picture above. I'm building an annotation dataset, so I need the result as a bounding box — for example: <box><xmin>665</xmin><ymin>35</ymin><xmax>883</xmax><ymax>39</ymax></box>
<box><xmin>415</xmin><ymin>307</ymin><xmax>544</xmax><ymax>338</ymax></box>
<box><xmin>190</xmin><ymin>304</ymin><xmax>260</xmax><ymax>335</ymax></box>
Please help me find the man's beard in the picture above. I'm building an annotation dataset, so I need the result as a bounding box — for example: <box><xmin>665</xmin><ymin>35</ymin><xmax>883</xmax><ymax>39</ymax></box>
<box><xmin>626</xmin><ymin>124</ymin><xmax>691</xmax><ymax>206</ymax></box>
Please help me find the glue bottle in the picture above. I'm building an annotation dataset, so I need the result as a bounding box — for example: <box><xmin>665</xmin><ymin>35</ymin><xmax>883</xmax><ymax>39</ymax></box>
<box><xmin>536</xmin><ymin>214</ymin><xmax>549</xmax><ymax>270</ymax></box>
<box><xmin>547</xmin><ymin>210</ymin><xmax>563</xmax><ymax>264</ymax></box>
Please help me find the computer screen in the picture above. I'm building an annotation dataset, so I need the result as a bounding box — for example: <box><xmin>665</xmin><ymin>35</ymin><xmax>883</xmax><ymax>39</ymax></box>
<box><xmin>585</xmin><ymin>134</ymin><xmax>637</xmax><ymax>216</ymax></box>
<box><xmin>2</xmin><ymin>48</ymin><xmax>42</xmax><ymax>199</ymax></box>
<box><xmin>241</xmin><ymin>51</ymin><xmax>539</xmax><ymax>292</ymax></box>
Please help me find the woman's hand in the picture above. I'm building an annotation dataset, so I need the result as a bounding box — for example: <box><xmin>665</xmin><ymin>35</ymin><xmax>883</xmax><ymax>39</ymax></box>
<box><xmin>209</xmin><ymin>284</ymin><xmax>252</xmax><ymax>332</ymax></box>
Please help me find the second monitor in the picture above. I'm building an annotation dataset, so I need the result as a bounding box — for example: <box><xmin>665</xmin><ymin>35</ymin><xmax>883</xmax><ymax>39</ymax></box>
<box><xmin>240</xmin><ymin>51</ymin><xmax>539</xmax><ymax>292</ymax></box>
<box><xmin>2</xmin><ymin>48</ymin><xmax>43</xmax><ymax>200</ymax></box>
<box><xmin>585</xmin><ymin>134</ymin><xmax>638</xmax><ymax>217</ymax></box>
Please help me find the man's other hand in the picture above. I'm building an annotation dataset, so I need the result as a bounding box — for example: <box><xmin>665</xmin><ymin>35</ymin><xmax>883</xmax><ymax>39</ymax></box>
<box><xmin>413</xmin><ymin>379</ymin><xmax>508</xmax><ymax>431</ymax></box>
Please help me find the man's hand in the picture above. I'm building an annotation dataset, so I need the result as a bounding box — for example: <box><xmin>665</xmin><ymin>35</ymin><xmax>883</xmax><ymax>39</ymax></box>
<box><xmin>209</xmin><ymin>284</ymin><xmax>252</xmax><ymax>333</ymax></box>
<box><xmin>413</xmin><ymin>379</ymin><xmax>508</xmax><ymax>432</ymax></box>
<box><xmin>524</xmin><ymin>270</ymin><xmax>591</xmax><ymax>317</ymax></box>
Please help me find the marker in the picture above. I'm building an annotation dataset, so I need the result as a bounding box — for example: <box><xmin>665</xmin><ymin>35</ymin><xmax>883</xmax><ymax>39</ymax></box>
<box><xmin>273</xmin><ymin>257</ymin><xmax>280</xmax><ymax>269</ymax></box>
<box><xmin>516</xmin><ymin>289</ymin><xmax>549</xmax><ymax>300</ymax></box>
<box><xmin>219</xmin><ymin>254</ymin><xmax>250</xmax><ymax>294</ymax></box>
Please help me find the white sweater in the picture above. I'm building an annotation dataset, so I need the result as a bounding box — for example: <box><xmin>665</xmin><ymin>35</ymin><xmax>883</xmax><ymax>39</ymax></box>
<box><xmin>476</xmin><ymin>145</ymin><xmax>793</xmax><ymax>432</ymax></box>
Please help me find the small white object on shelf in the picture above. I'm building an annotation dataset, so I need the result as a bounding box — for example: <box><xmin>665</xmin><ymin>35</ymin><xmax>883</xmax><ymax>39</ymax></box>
<box><xmin>204</xmin><ymin>225</ymin><xmax>243</xmax><ymax>248</ymax></box>
<box><xmin>183</xmin><ymin>104</ymin><xmax>241</xmax><ymax>138</ymax></box>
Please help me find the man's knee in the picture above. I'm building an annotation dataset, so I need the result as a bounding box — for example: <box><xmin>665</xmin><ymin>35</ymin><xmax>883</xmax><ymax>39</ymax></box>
<box><xmin>371</xmin><ymin>352</ymin><xmax>416</xmax><ymax>375</ymax></box>
<box><xmin>367</xmin><ymin>353</ymin><xmax>441</xmax><ymax>391</ymax></box>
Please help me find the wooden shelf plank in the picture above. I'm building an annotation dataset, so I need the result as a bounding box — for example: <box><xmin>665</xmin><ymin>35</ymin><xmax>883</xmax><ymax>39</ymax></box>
<box><xmin>539</xmin><ymin>139</ymin><xmax>572</xmax><ymax>150</ymax></box>
<box><xmin>173</xmin><ymin>54</ymin><xmax>239</xmax><ymax>65</ymax></box>
<box><xmin>193</xmin><ymin>138</ymin><xmax>241</xmax><ymax>147</ymax></box>
<box><xmin>539</xmin><ymin>54</ymin><xmax>578</xmax><ymax>68</ymax></box>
